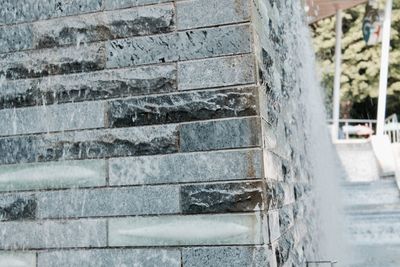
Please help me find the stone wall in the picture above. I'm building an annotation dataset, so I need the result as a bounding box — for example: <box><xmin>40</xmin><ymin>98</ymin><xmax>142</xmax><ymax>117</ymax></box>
<box><xmin>0</xmin><ymin>0</ymin><xmax>317</xmax><ymax>266</ymax></box>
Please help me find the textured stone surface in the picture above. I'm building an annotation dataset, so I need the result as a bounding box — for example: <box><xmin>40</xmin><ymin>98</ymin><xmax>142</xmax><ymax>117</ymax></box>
<box><xmin>0</xmin><ymin>24</ymin><xmax>33</xmax><ymax>54</ymax></box>
<box><xmin>109</xmin><ymin>213</ymin><xmax>263</xmax><ymax>246</ymax></box>
<box><xmin>0</xmin><ymin>43</ymin><xmax>106</xmax><ymax>80</ymax></box>
<box><xmin>182</xmin><ymin>246</ymin><xmax>272</xmax><ymax>267</ymax></box>
<box><xmin>177</xmin><ymin>0</ymin><xmax>250</xmax><ymax>30</ymax></box>
<box><xmin>178</xmin><ymin>54</ymin><xmax>256</xmax><ymax>90</ymax></box>
<box><xmin>0</xmin><ymin>65</ymin><xmax>176</xmax><ymax>109</ymax></box>
<box><xmin>37</xmin><ymin>185</ymin><xmax>180</xmax><ymax>219</ymax></box>
<box><xmin>109</xmin><ymin>149</ymin><xmax>262</xmax><ymax>185</ymax></box>
<box><xmin>0</xmin><ymin>195</ymin><xmax>36</xmax><ymax>221</ymax></box>
<box><xmin>103</xmin><ymin>0</ymin><xmax>173</xmax><ymax>10</ymax></box>
<box><xmin>180</xmin><ymin>117</ymin><xmax>261</xmax><ymax>152</ymax></box>
<box><xmin>0</xmin><ymin>252</ymin><xmax>36</xmax><ymax>267</ymax></box>
<box><xmin>106</xmin><ymin>24</ymin><xmax>251</xmax><ymax>68</ymax></box>
<box><xmin>0</xmin><ymin>0</ymin><xmax>102</xmax><ymax>25</ymax></box>
<box><xmin>0</xmin><ymin>125</ymin><xmax>179</xmax><ymax>165</ymax></box>
<box><xmin>107</xmin><ymin>87</ymin><xmax>258</xmax><ymax>127</ymax></box>
<box><xmin>181</xmin><ymin>181</ymin><xmax>264</xmax><ymax>214</ymax></box>
<box><xmin>0</xmin><ymin>101</ymin><xmax>105</xmax><ymax>136</ymax></box>
<box><xmin>38</xmin><ymin>248</ymin><xmax>181</xmax><ymax>267</ymax></box>
<box><xmin>0</xmin><ymin>160</ymin><xmax>106</xmax><ymax>192</ymax></box>
<box><xmin>268</xmin><ymin>209</ymin><xmax>281</xmax><ymax>242</ymax></box>
<box><xmin>32</xmin><ymin>4</ymin><xmax>175</xmax><ymax>50</ymax></box>
<box><xmin>0</xmin><ymin>219</ymin><xmax>106</xmax><ymax>249</ymax></box>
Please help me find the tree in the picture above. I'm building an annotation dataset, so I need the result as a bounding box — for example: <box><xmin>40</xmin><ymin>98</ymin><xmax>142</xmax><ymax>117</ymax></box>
<box><xmin>311</xmin><ymin>1</ymin><xmax>400</xmax><ymax>120</ymax></box>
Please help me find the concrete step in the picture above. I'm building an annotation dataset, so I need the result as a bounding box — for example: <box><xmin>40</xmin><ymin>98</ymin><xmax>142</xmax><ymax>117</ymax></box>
<box><xmin>342</xmin><ymin>179</ymin><xmax>400</xmax><ymax>206</ymax></box>
<box><xmin>349</xmin><ymin>245</ymin><xmax>400</xmax><ymax>267</ymax></box>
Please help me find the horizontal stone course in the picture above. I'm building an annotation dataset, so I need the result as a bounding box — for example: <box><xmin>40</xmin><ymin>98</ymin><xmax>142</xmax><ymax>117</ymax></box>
<box><xmin>0</xmin><ymin>125</ymin><xmax>179</xmax><ymax>165</ymax></box>
<box><xmin>180</xmin><ymin>117</ymin><xmax>261</xmax><ymax>152</ymax></box>
<box><xmin>36</xmin><ymin>185</ymin><xmax>180</xmax><ymax>218</ymax></box>
<box><xmin>103</xmin><ymin>0</ymin><xmax>173</xmax><ymax>10</ymax></box>
<box><xmin>178</xmin><ymin>54</ymin><xmax>256</xmax><ymax>90</ymax></box>
<box><xmin>0</xmin><ymin>219</ymin><xmax>106</xmax><ymax>249</ymax></box>
<box><xmin>0</xmin><ymin>64</ymin><xmax>176</xmax><ymax>109</ymax></box>
<box><xmin>109</xmin><ymin>149</ymin><xmax>263</xmax><ymax>185</ymax></box>
<box><xmin>106</xmin><ymin>24</ymin><xmax>251</xmax><ymax>68</ymax></box>
<box><xmin>38</xmin><ymin>248</ymin><xmax>181</xmax><ymax>267</ymax></box>
<box><xmin>108</xmin><ymin>213</ymin><xmax>263</xmax><ymax>246</ymax></box>
<box><xmin>107</xmin><ymin>87</ymin><xmax>258</xmax><ymax>128</ymax></box>
<box><xmin>0</xmin><ymin>160</ymin><xmax>106</xmax><ymax>192</ymax></box>
<box><xmin>0</xmin><ymin>42</ymin><xmax>106</xmax><ymax>80</ymax></box>
<box><xmin>181</xmin><ymin>181</ymin><xmax>264</xmax><ymax>214</ymax></box>
<box><xmin>177</xmin><ymin>0</ymin><xmax>250</xmax><ymax>30</ymax></box>
<box><xmin>0</xmin><ymin>101</ymin><xmax>105</xmax><ymax>136</ymax></box>
<box><xmin>0</xmin><ymin>252</ymin><xmax>36</xmax><ymax>267</ymax></box>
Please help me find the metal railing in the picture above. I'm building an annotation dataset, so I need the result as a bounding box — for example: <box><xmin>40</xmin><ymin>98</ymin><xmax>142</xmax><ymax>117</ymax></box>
<box><xmin>328</xmin><ymin>119</ymin><xmax>377</xmax><ymax>140</ymax></box>
<box><xmin>384</xmin><ymin>114</ymin><xmax>400</xmax><ymax>143</ymax></box>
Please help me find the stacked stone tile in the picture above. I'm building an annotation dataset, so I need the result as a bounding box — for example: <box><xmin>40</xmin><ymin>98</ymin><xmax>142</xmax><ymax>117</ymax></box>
<box><xmin>0</xmin><ymin>0</ymin><xmax>317</xmax><ymax>266</ymax></box>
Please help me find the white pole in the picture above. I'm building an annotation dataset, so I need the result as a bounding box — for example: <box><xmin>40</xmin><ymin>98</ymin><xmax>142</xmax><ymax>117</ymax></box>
<box><xmin>376</xmin><ymin>0</ymin><xmax>393</xmax><ymax>136</ymax></box>
<box><xmin>332</xmin><ymin>9</ymin><xmax>343</xmax><ymax>141</ymax></box>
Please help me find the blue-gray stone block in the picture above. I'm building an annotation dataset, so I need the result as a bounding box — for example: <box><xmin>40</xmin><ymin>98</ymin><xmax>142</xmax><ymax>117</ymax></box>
<box><xmin>0</xmin><ymin>219</ymin><xmax>106</xmax><ymax>249</ymax></box>
<box><xmin>0</xmin><ymin>101</ymin><xmax>105</xmax><ymax>136</ymax></box>
<box><xmin>109</xmin><ymin>149</ymin><xmax>262</xmax><ymax>185</ymax></box>
<box><xmin>104</xmin><ymin>0</ymin><xmax>173</xmax><ymax>10</ymax></box>
<box><xmin>36</xmin><ymin>185</ymin><xmax>180</xmax><ymax>219</ymax></box>
<box><xmin>0</xmin><ymin>64</ymin><xmax>176</xmax><ymax>109</ymax></box>
<box><xmin>177</xmin><ymin>0</ymin><xmax>250</xmax><ymax>30</ymax></box>
<box><xmin>38</xmin><ymin>248</ymin><xmax>181</xmax><ymax>267</ymax></box>
<box><xmin>0</xmin><ymin>42</ymin><xmax>106</xmax><ymax>80</ymax></box>
<box><xmin>0</xmin><ymin>252</ymin><xmax>36</xmax><ymax>267</ymax></box>
<box><xmin>182</xmin><ymin>246</ymin><xmax>272</xmax><ymax>267</ymax></box>
<box><xmin>107</xmin><ymin>87</ymin><xmax>258</xmax><ymax>128</ymax></box>
<box><xmin>180</xmin><ymin>117</ymin><xmax>261</xmax><ymax>152</ymax></box>
<box><xmin>0</xmin><ymin>194</ymin><xmax>36</xmax><ymax>221</ymax></box>
<box><xmin>0</xmin><ymin>125</ymin><xmax>179</xmax><ymax>165</ymax></box>
<box><xmin>106</xmin><ymin>24</ymin><xmax>251</xmax><ymax>68</ymax></box>
<box><xmin>178</xmin><ymin>54</ymin><xmax>256</xmax><ymax>90</ymax></box>
<box><xmin>0</xmin><ymin>24</ymin><xmax>33</xmax><ymax>53</ymax></box>
<box><xmin>33</xmin><ymin>4</ymin><xmax>175</xmax><ymax>50</ymax></box>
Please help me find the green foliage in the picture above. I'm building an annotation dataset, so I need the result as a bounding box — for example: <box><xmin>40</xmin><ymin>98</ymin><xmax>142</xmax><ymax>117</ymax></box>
<box><xmin>311</xmin><ymin>1</ymin><xmax>400</xmax><ymax>119</ymax></box>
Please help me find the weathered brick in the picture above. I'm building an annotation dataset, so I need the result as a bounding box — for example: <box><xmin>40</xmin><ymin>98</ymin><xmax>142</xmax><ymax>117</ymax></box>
<box><xmin>181</xmin><ymin>181</ymin><xmax>264</xmax><ymax>214</ymax></box>
<box><xmin>177</xmin><ymin>0</ymin><xmax>250</xmax><ymax>30</ymax></box>
<box><xmin>106</xmin><ymin>24</ymin><xmax>251</xmax><ymax>68</ymax></box>
<box><xmin>33</xmin><ymin>4</ymin><xmax>175</xmax><ymax>50</ymax></box>
<box><xmin>36</xmin><ymin>185</ymin><xmax>180</xmax><ymax>219</ymax></box>
<box><xmin>0</xmin><ymin>65</ymin><xmax>176</xmax><ymax>109</ymax></box>
<box><xmin>108</xmin><ymin>213</ymin><xmax>263</xmax><ymax>246</ymax></box>
<box><xmin>180</xmin><ymin>117</ymin><xmax>261</xmax><ymax>152</ymax></box>
<box><xmin>107</xmin><ymin>87</ymin><xmax>258</xmax><ymax>128</ymax></box>
<box><xmin>38</xmin><ymin>248</ymin><xmax>181</xmax><ymax>267</ymax></box>
<box><xmin>0</xmin><ymin>194</ymin><xmax>36</xmax><ymax>221</ymax></box>
<box><xmin>0</xmin><ymin>125</ymin><xmax>179</xmax><ymax>165</ymax></box>
<box><xmin>182</xmin><ymin>246</ymin><xmax>272</xmax><ymax>267</ymax></box>
<box><xmin>109</xmin><ymin>149</ymin><xmax>262</xmax><ymax>185</ymax></box>
<box><xmin>0</xmin><ymin>101</ymin><xmax>105</xmax><ymax>136</ymax></box>
<box><xmin>0</xmin><ymin>160</ymin><xmax>106</xmax><ymax>192</ymax></box>
<box><xmin>178</xmin><ymin>54</ymin><xmax>256</xmax><ymax>90</ymax></box>
<box><xmin>0</xmin><ymin>219</ymin><xmax>106</xmax><ymax>249</ymax></box>
<box><xmin>0</xmin><ymin>43</ymin><xmax>106</xmax><ymax>80</ymax></box>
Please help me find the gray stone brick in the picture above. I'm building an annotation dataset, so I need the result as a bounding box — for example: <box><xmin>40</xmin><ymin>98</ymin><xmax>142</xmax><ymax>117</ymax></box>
<box><xmin>0</xmin><ymin>101</ymin><xmax>105</xmax><ymax>136</ymax></box>
<box><xmin>177</xmin><ymin>0</ymin><xmax>250</xmax><ymax>30</ymax></box>
<box><xmin>268</xmin><ymin>209</ymin><xmax>281</xmax><ymax>242</ymax></box>
<box><xmin>108</xmin><ymin>213</ymin><xmax>263</xmax><ymax>246</ymax></box>
<box><xmin>178</xmin><ymin>54</ymin><xmax>256</xmax><ymax>90</ymax></box>
<box><xmin>109</xmin><ymin>149</ymin><xmax>262</xmax><ymax>185</ymax></box>
<box><xmin>33</xmin><ymin>4</ymin><xmax>175</xmax><ymax>50</ymax></box>
<box><xmin>0</xmin><ymin>160</ymin><xmax>106</xmax><ymax>192</ymax></box>
<box><xmin>104</xmin><ymin>0</ymin><xmax>173</xmax><ymax>10</ymax></box>
<box><xmin>36</xmin><ymin>185</ymin><xmax>180</xmax><ymax>219</ymax></box>
<box><xmin>0</xmin><ymin>125</ymin><xmax>179</xmax><ymax>165</ymax></box>
<box><xmin>0</xmin><ymin>194</ymin><xmax>36</xmax><ymax>221</ymax></box>
<box><xmin>180</xmin><ymin>117</ymin><xmax>261</xmax><ymax>152</ymax></box>
<box><xmin>107</xmin><ymin>87</ymin><xmax>258</xmax><ymax>128</ymax></box>
<box><xmin>0</xmin><ymin>42</ymin><xmax>106</xmax><ymax>80</ymax></box>
<box><xmin>181</xmin><ymin>181</ymin><xmax>264</xmax><ymax>214</ymax></box>
<box><xmin>0</xmin><ymin>0</ymin><xmax>102</xmax><ymax>25</ymax></box>
<box><xmin>0</xmin><ymin>24</ymin><xmax>33</xmax><ymax>54</ymax></box>
<box><xmin>38</xmin><ymin>248</ymin><xmax>181</xmax><ymax>267</ymax></box>
<box><xmin>0</xmin><ymin>64</ymin><xmax>176</xmax><ymax>109</ymax></box>
<box><xmin>0</xmin><ymin>252</ymin><xmax>36</xmax><ymax>267</ymax></box>
<box><xmin>182</xmin><ymin>246</ymin><xmax>272</xmax><ymax>267</ymax></box>
<box><xmin>106</xmin><ymin>24</ymin><xmax>251</xmax><ymax>68</ymax></box>
<box><xmin>0</xmin><ymin>219</ymin><xmax>106</xmax><ymax>249</ymax></box>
